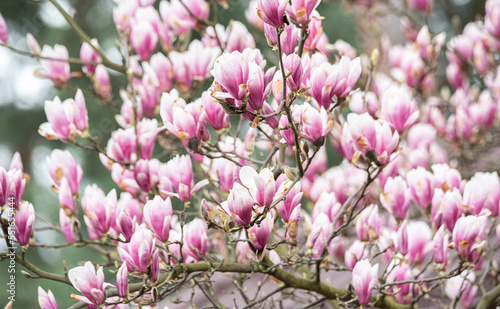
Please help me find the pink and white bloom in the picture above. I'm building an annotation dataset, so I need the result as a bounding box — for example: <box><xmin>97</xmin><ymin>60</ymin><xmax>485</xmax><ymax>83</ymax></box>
<box><xmin>35</xmin><ymin>45</ymin><xmax>70</xmax><ymax>87</ymax></box>
<box><xmin>143</xmin><ymin>195</ymin><xmax>173</xmax><ymax>242</ymax></box>
<box><xmin>308</xmin><ymin>56</ymin><xmax>361</xmax><ymax>109</ymax></box>
<box><xmin>345</xmin><ymin>240</ymin><xmax>368</xmax><ymax>269</ymax></box>
<box><xmin>462</xmin><ymin>174</ymin><xmax>490</xmax><ymax>215</ymax></box>
<box><xmin>380</xmin><ymin>176</ymin><xmax>411</xmax><ymax>219</ymax></box>
<box><xmin>356</xmin><ymin>204</ymin><xmax>383</xmax><ymax>242</ymax></box>
<box><xmin>286</xmin><ymin>0</ymin><xmax>321</xmax><ymax>25</ymax></box>
<box><xmin>406</xmin><ymin>167</ymin><xmax>435</xmax><ymax>209</ymax></box>
<box><xmin>275</xmin><ymin>177</ymin><xmax>303</xmax><ymax>223</ymax></box>
<box><xmin>445</xmin><ymin>272</ymin><xmax>478</xmax><ymax>308</ymax></box>
<box><xmin>116</xmin><ymin>263</ymin><xmax>129</xmax><ymax>298</ymax></box>
<box><xmin>380</xmin><ymin>86</ymin><xmax>419</xmax><ymax>133</ymax></box>
<box><xmin>431</xmin><ymin>188</ymin><xmax>463</xmax><ymax>232</ymax></box>
<box><xmin>308</xmin><ymin>213</ymin><xmax>332</xmax><ymax>258</ymax></box>
<box><xmin>352</xmin><ymin>259</ymin><xmax>379</xmax><ymax>306</ymax></box>
<box><xmin>200</xmin><ymin>90</ymin><xmax>230</xmax><ymax>131</ymax></box>
<box><xmin>256</xmin><ymin>0</ymin><xmax>288</xmax><ymax>28</ymax></box>
<box><xmin>183</xmin><ymin>219</ymin><xmax>208</xmax><ymax>262</ymax></box>
<box><xmin>225</xmin><ymin>183</ymin><xmax>254</xmax><ymax>226</ymax></box>
<box><xmin>80</xmin><ymin>39</ymin><xmax>102</xmax><ymax>75</ymax></box>
<box><xmin>60</xmin><ymin>208</ymin><xmax>76</xmax><ymax>243</ymax></box>
<box><xmin>213</xmin><ymin>51</ymin><xmax>250</xmax><ymax>101</ymax></box>
<box><xmin>239</xmin><ymin>166</ymin><xmax>276</xmax><ymax>208</ymax></box>
<box><xmin>162</xmin><ymin>155</ymin><xmax>208</xmax><ymax>202</ymax></box>
<box><xmin>130</xmin><ymin>21</ymin><xmax>158</xmax><ymax>60</ymax></box>
<box><xmin>38</xmin><ymin>287</ymin><xmax>58</xmax><ymax>309</ymax></box>
<box><xmin>407</xmin><ymin>221</ymin><xmax>432</xmax><ymax>264</ymax></box>
<box><xmin>452</xmin><ymin>215</ymin><xmax>487</xmax><ymax>261</ymax></box>
<box><xmin>5</xmin><ymin>169</ymin><xmax>26</xmax><ymax>209</ymax></box>
<box><xmin>58</xmin><ymin>177</ymin><xmax>74</xmax><ymax>216</ymax></box>
<box><xmin>118</xmin><ymin>225</ymin><xmax>156</xmax><ymax>273</ymax></box>
<box><xmin>248</xmin><ymin>213</ymin><xmax>273</xmax><ymax>251</ymax></box>
<box><xmin>14</xmin><ymin>201</ymin><xmax>35</xmax><ymax>246</ymax></box>
<box><xmin>93</xmin><ymin>65</ymin><xmax>112</xmax><ymax>100</ymax></box>
<box><xmin>81</xmin><ymin>185</ymin><xmax>116</xmax><ymax>236</ymax></box>
<box><xmin>68</xmin><ymin>261</ymin><xmax>106</xmax><ymax>306</ymax></box>
<box><xmin>433</xmin><ymin>225</ymin><xmax>449</xmax><ymax>266</ymax></box>
<box><xmin>301</xmin><ymin>103</ymin><xmax>334</xmax><ymax>146</ymax></box>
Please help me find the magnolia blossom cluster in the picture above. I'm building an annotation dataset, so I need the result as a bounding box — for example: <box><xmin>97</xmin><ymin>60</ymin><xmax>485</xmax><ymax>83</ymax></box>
<box><xmin>2</xmin><ymin>0</ymin><xmax>500</xmax><ymax>308</ymax></box>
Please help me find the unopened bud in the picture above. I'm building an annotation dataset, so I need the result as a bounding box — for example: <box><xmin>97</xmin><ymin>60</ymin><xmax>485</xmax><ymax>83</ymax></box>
<box><xmin>288</xmin><ymin>219</ymin><xmax>299</xmax><ymax>239</ymax></box>
<box><xmin>371</xmin><ymin>48</ymin><xmax>380</xmax><ymax>67</ymax></box>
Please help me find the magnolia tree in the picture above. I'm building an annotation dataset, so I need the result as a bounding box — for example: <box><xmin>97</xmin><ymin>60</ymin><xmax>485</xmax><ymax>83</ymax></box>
<box><xmin>1</xmin><ymin>0</ymin><xmax>500</xmax><ymax>308</ymax></box>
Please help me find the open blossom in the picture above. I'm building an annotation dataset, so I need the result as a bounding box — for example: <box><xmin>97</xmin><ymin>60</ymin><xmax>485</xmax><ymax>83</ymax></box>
<box><xmin>431</xmin><ymin>188</ymin><xmax>463</xmax><ymax>232</ymax></box>
<box><xmin>118</xmin><ymin>226</ymin><xmax>156</xmax><ymax>273</ymax></box>
<box><xmin>183</xmin><ymin>219</ymin><xmax>208</xmax><ymax>262</ymax></box>
<box><xmin>345</xmin><ymin>240</ymin><xmax>368</xmax><ymax>269</ymax></box>
<box><xmin>406</xmin><ymin>167</ymin><xmax>435</xmax><ymax>209</ymax></box>
<box><xmin>82</xmin><ymin>186</ymin><xmax>116</xmax><ymax>236</ymax></box>
<box><xmin>68</xmin><ymin>261</ymin><xmax>106</xmax><ymax>306</ymax></box>
<box><xmin>212</xmin><ymin>51</ymin><xmax>250</xmax><ymax>101</ymax></box>
<box><xmin>341</xmin><ymin>113</ymin><xmax>399</xmax><ymax>165</ymax></box>
<box><xmin>407</xmin><ymin>221</ymin><xmax>432</xmax><ymax>264</ymax></box>
<box><xmin>352</xmin><ymin>259</ymin><xmax>379</xmax><ymax>306</ymax></box>
<box><xmin>308</xmin><ymin>213</ymin><xmax>332</xmax><ymax>258</ymax></box>
<box><xmin>161</xmin><ymin>155</ymin><xmax>208</xmax><ymax>202</ymax></box>
<box><xmin>80</xmin><ymin>39</ymin><xmax>102</xmax><ymax>75</ymax></box>
<box><xmin>275</xmin><ymin>176</ymin><xmax>302</xmax><ymax>224</ymax></box>
<box><xmin>248</xmin><ymin>213</ymin><xmax>273</xmax><ymax>251</ymax></box>
<box><xmin>46</xmin><ymin>150</ymin><xmax>83</xmax><ymax>196</ymax></box>
<box><xmin>356</xmin><ymin>204</ymin><xmax>383</xmax><ymax>242</ymax></box>
<box><xmin>35</xmin><ymin>45</ymin><xmax>70</xmax><ymax>87</ymax></box>
<box><xmin>143</xmin><ymin>195</ymin><xmax>173</xmax><ymax>242</ymax></box>
<box><xmin>386</xmin><ymin>262</ymin><xmax>417</xmax><ymax>305</ymax></box>
<box><xmin>39</xmin><ymin>90</ymin><xmax>89</xmax><ymax>140</ymax></box>
<box><xmin>199</xmin><ymin>90</ymin><xmax>230</xmax><ymax>131</ymax></box>
<box><xmin>225</xmin><ymin>183</ymin><xmax>254</xmax><ymax>226</ymax></box>
<box><xmin>462</xmin><ymin>175</ymin><xmax>489</xmax><ymax>215</ymax></box>
<box><xmin>380</xmin><ymin>176</ymin><xmax>411</xmax><ymax>219</ymax></box>
<box><xmin>160</xmin><ymin>0</ymin><xmax>209</xmax><ymax>35</ymax></box>
<box><xmin>308</xmin><ymin>57</ymin><xmax>362</xmax><ymax>109</ymax></box>
<box><xmin>14</xmin><ymin>201</ymin><xmax>35</xmax><ymax>246</ymax></box>
<box><xmin>452</xmin><ymin>215</ymin><xmax>487</xmax><ymax>261</ymax></box>
<box><xmin>301</xmin><ymin>103</ymin><xmax>334</xmax><ymax>146</ymax></box>
<box><xmin>286</xmin><ymin>0</ymin><xmax>321</xmax><ymax>25</ymax></box>
<box><xmin>38</xmin><ymin>287</ymin><xmax>58</xmax><ymax>309</ymax></box>
<box><xmin>256</xmin><ymin>0</ymin><xmax>287</xmax><ymax>28</ymax></box>
<box><xmin>380</xmin><ymin>86</ymin><xmax>419</xmax><ymax>133</ymax></box>
<box><xmin>239</xmin><ymin>166</ymin><xmax>275</xmax><ymax>208</ymax></box>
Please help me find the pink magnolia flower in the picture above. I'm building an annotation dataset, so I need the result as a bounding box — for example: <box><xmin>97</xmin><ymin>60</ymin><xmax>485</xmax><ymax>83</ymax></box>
<box><xmin>462</xmin><ymin>175</ymin><xmax>490</xmax><ymax>215</ymax></box>
<box><xmin>59</xmin><ymin>208</ymin><xmax>76</xmax><ymax>243</ymax></box>
<box><xmin>6</xmin><ymin>169</ymin><xmax>26</xmax><ymax>209</ymax></box>
<box><xmin>303</xmin><ymin>12</ymin><xmax>323</xmax><ymax>51</ymax></box>
<box><xmin>473</xmin><ymin>172</ymin><xmax>500</xmax><ymax>216</ymax></box>
<box><xmin>58</xmin><ymin>177</ymin><xmax>74</xmax><ymax>216</ymax></box>
<box><xmin>183</xmin><ymin>219</ymin><xmax>208</xmax><ymax>262</ymax></box>
<box><xmin>308</xmin><ymin>57</ymin><xmax>362</xmax><ymax>109</ymax></box>
<box><xmin>380</xmin><ymin>176</ymin><xmax>411</xmax><ymax>219</ymax></box>
<box><xmin>160</xmin><ymin>0</ymin><xmax>209</xmax><ymax>35</ymax></box>
<box><xmin>225</xmin><ymin>183</ymin><xmax>254</xmax><ymax>226</ymax></box>
<box><xmin>80</xmin><ymin>39</ymin><xmax>102</xmax><ymax>75</ymax></box>
<box><xmin>35</xmin><ymin>45</ymin><xmax>70</xmax><ymax>87</ymax></box>
<box><xmin>301</xmin><ymin>103</ymin><xmax>334</xmax><ymax>146</ymax></box>
<box><xmin>0</xmin><ymin>12</ymin><xmax>8</xmax><ymax>43</ymax></box>
<box><xmin>14</xmin><ymin>201</ymin><xmax>35</xmax><ymax>246</ymax></box>
<box><xmin>256</xmin><ymin>0</ymin><xmax>288</xmax><ymax>28</ymax></box>
<box><xmin>386</xmin><ymin>262</ymin><xmax>417</xmax><ymax>305</ymax></box>
<box><xmin>341</xmin><ymin>113</ymin><xmax>399</xmax><ymax>165</ymax></box>
<box><xmin>248</xmin><ymin>213</ymin><xmax>273</xmax><ymax>251</ymax></box>
<box><xmin>286</xmin><ymin>0</ymin><xmax>321</xmax><ymax>25</ymax></box>
<box><xmin>161</xmin><ymin>155</ymin><xmax>208</xmax><ymax>202</ymax></box>
<box><xmin>200</xmin><ymin>90</ymin><xmax>230</xmax><ymax>131</ymax></box>
<box><xmin>397</xmin><ymin>221</ymin><xmax>409</xmax><ymax>255</ymax></box>
<box><xmin>344</xmin><ymin>240</ymin><xmax>368</xmax><ymax>269</ymax></box>
<box><xmin>445</xmin><ymin>272</ymin><xmax>478</xmax><ymax>308</ymax></box>
<box><xmin>143</xmin><ymin>195</ymin><xmax>173</xmax><ymax>242</ymax></box>
<box><xmin>406</xmin><ymin>167</ymin><xmax>436</xmax><ymax>209</ymax></box>
<box><xmin>93</xmin><ymin>64</ymin><xmax>112</xmax><ymax>100</ymax></box>
<box><xmin>356</xmin><ymin>204</ymin><xmax>383</xmax><ymax>242</ymax></box>
<box><xmin>380</xmin><ymin>86</ymin><xmax>419</xmax><ymax>133</ymax></box>
<box><xmin>431</xmin><ymin>163</ymin><xmax>461</xmax><ymax>191</ymax></box>
<box><xmin>452</xmin><ymin>215</ymin><xmax>487</xmax><ymax>261</ymax></box>
<box><xmin>283</xmin><ymin>54</ymin><xmax>304</xmax><ymax>92</ymax></box>
<box><xmin>9</xmin><ymin>152</ymin><xmax>23</xmax><ymax>172</ymax></box>
<box><xmin>38</xmin><ymin>287</ymin><xmax>58</xmax><ymax>309</ymax></box>
<box><xmin>245</xmin><ymin>0</ymin><xmax>264</xmax><ymax>30</ymax></box>
<box><xmin>213</xmin><ymin>51</ymin><xmax>250</xmax><ymax>101</ymax></box>
<box><xmin>118</xmin><ymin>225</ymin><xmax>156</xmax><ymax>273</ymax></box>
<box><xmin>27</xmin><ymin>33</ymin><xmax>41</xmax><ymax>56</ymax></box>
<box><xmin>46</xmin><ymin>150</ymin><xmax>83</xmax><ymax>195</ymax></box>
<box><xmin>106</xmin><ymin>127</ymin><xmax>137</xmax><ymax>163</ymax></box>
<box><xmin>431</xmin><ymin>188</ymin><xmax>463</xmax><ymax>232</ymax></box>
<box><xmin>116</xmin><ymin>263</ymin><xmax>128</xmax><ymax>298</ymax></box>
<box><xmin>308</xmin><ymin>213</ymin><xmax>332</xmax><ymax>258</ymax></box>
<box><xmin>239</xmin><ymin>166</ymin><xmax>276</xmax><ymax>208</ymax></box>
<box><xmin>407</xmin><ymin>221</ymin><xmax>432</xmax><ymax>264</ymax></box>
<box><xmin>82</xmin><ymin>185</ymin><xmax>116</xmax><ymax>236</ymax></box>
<box><xmin>486</xmin><ymin>0</ymin><xmax>500</xmax><ymax>38</ymax></box>
<box><xmin>130</xmin><ymin>21</ymin><xmax>158</xmax><ymax>60</ymax></box>
<box><xmin>264</xmin><ymin>23</ymin><xmax>299</xmax><ymax>55</ymax></box>
<box><xmin>39</xmin><ymin>91</ymin><xmax>89</xmax><ymax>141</ymax></box>
<box><xmin>433</xmin><ymin>225</ymin><xmax>449</xmax><ymax>267</ymax></box>
<box><xmin>352</xmin><ymin>259</ymin><xmax>379</xmax><ymax>306</ymax></box>
<box><xmin>68</xmin><ymin>261</ymin><xmax>106</xmax><ymax>306</ymax></box>
<box><xmin>275</xmin><ymin>176</ymin><xmax>303</xmax><ymax>223</ymax></box>
<box><xmin>113</xmin><ymin>192</ymin><xmax>143</xmax><ymax>241</ymax></box>
<box><xmin>311</xmin><ymin>191</ymin><xmax>342</xmax><ymax>227</ymax></box>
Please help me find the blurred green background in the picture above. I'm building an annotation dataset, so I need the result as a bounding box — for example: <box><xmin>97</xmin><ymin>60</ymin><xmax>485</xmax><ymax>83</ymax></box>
<box><xmin>0</xmin><ymin>0</ymin><xmax>485</xmax><ymax>307</ymax></box>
